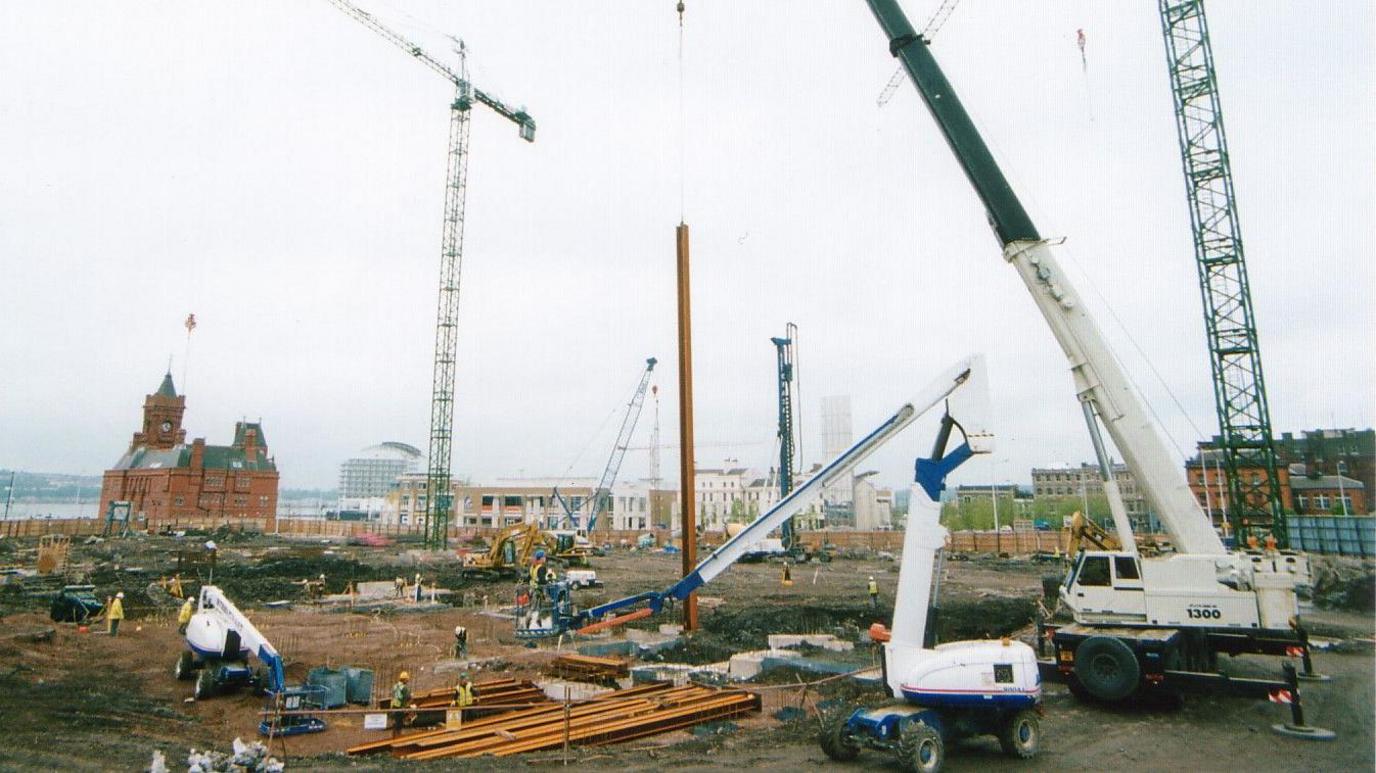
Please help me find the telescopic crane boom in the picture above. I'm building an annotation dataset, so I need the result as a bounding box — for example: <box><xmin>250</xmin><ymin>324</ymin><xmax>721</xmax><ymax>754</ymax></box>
<box><xmin>864</xmin><ymin>0</ymin><xmax>1221</xmax><ymax>556</ymax></box>
<box><xmin>325</xmin><ymin>0</ymin><xmax>535</xmax><ymax>549</ymax></box>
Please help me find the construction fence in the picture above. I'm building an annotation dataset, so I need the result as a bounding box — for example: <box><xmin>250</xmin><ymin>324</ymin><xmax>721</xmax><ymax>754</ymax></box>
<box><xmin>1285</xmin><ymin>515</ymin><xmax>1375</xmax><ymax>557</ymax></box>
<box><xmin>0</xmin><ymin>516</ymin><xmax>1071</xmax><ymax>556</ymax></box>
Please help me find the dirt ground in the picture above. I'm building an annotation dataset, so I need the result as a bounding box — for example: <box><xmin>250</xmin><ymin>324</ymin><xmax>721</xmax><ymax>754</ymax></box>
<box><xmin>0</xmin><ymin>533</ymin><xmax>1370</xmax><ymax>771</ymax></box>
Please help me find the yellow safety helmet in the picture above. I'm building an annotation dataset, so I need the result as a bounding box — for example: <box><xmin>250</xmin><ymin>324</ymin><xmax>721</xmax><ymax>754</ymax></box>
<box><xmin>398</xmin><ymin>671</ymin><xmax>411</xmax><ymax>681</ymax></box>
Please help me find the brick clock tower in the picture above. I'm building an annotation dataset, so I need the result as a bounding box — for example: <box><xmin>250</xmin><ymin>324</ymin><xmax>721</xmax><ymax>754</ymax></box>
<box><xmin>99</xmin><ymin>371</ymin><xmax>279</xmax><ymax>530</ymax></box>
<box><xmin>131</xmin><ymin>373</ymin><xmax>187</xmax><ymax>451</ymax></box>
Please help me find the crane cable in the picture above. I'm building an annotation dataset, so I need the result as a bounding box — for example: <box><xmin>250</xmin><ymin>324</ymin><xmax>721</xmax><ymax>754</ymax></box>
<box><xmin>877</xmin><ymin>0</ymin><xmax>964</xmax><ymax>107</ymax></box>
<box><xmin>676</xmin><ymin>2</ymin><xmax>687</xmax><ymax>221</ymax></box>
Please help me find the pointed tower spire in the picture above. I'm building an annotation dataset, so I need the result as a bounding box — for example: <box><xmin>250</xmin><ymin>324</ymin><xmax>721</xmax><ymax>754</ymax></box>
<box><xmin>156</xmin><ymin>371</ymin><xmax>177</xmax><ymax>398</ymax></box>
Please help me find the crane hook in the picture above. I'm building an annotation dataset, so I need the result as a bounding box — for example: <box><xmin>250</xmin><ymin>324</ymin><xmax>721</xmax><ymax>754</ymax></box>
<box><xmin>676</xmin><ymin>2</ymin><xmax>685</xmax><ymax>24</ymax></box>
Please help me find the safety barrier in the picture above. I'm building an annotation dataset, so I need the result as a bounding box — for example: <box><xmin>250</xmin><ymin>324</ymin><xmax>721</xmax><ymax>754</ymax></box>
<box><xmin>1286</xmin><ymin>515</ymin><xmax>1375</xmax><ymax>557</ymax></box>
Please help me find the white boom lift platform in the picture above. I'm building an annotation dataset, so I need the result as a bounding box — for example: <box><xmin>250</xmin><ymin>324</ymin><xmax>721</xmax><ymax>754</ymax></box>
<box><xmin>863</xmin><ymin>0</ymin><xmax>1317</xmax><ymax>705</ymax></box>
<box><xmin>176</xmin><ymin>586</ymin><xmax>326</xmax><ymax>736</ymax></box>
<box><xmin>520</xmin><ymin>358</ymin><xmax>1043</xmax><ymax>772</ymax></box>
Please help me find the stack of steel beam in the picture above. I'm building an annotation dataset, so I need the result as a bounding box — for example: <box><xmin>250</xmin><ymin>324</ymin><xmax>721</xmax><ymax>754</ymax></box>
<box><xmin>388</xmin><ymin>677</ymin><xmax>549</xmax><ymax>712</ymax></box>
<box><xmin>350</xmin><ymin>682</ymin><xmax>760</xmax><ymax>760</ymax></box>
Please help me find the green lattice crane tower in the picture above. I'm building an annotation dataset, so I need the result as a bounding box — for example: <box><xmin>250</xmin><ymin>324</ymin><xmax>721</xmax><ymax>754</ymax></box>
<box><xmin>771</xmin><ymin>323</ymin><xmax>798</xmax><ymax>549</ymax></box>
<box><xmin>326</xmin><ymin>0</ymin><xmax>535</xmax><ymax>549</ymax></box>
<box><xmin>1158</xmin><ymin>1</ymin><xmax>1284</xmax><ymax>545</ymax></box>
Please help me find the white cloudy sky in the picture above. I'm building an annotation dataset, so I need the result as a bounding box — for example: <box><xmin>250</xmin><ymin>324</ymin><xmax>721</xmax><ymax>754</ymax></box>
<box><xmin>1</xmin><ymin>1</ymin><xmax>1371</xmax><ymax>491</ymax></box>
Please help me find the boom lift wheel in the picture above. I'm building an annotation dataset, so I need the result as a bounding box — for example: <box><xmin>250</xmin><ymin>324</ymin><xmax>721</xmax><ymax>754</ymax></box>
<box><xmin>818</xmin><ymin>709</ymin><xmax>860</xmax><ymax>762</ymax></box>
<box><xmin>1074</xmin><ymin>636</ymin><xmax>1140</xmax><ymax>702</ymax></box>
<box><xmin>897</xmin><ymin>722</ymin><xmax>944</xmax><ymax>773</ymax></box>
<box><xmin>174</xmin><ymin>651</ymin><xmax>195</xmax><ymax>681</ymax></box>
<box><xmin>998</xmin><ymin>709</ymin><xmax>1040</xmax><ymax>758</ymax></box>
<box><xmin>194</xmin><ymin>665</ymin><xmax>218</xmax><ymax>700</ymax></box>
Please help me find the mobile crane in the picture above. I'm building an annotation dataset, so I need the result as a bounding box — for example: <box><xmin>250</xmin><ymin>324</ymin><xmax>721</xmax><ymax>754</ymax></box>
<box><xmin>518</xmin><ymin>358</ymin><xmax>1043</xmax><ymax>772</ymax></box>
<box><xmin>174</xmin><ymin>586</ymin><xmax>326</xmax><ymax>736</ymax></box>
<box><xmin>862</xmin><ymin>0</ymin><xmax>1312</xmax><ymax>705</ymax></box>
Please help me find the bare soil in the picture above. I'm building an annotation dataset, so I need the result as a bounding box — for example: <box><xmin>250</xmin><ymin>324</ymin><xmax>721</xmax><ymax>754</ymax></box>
<box><xmin>0</xmin><ymin>533</ymin><xmax>1370</xmax><ymax>771</ymax></box>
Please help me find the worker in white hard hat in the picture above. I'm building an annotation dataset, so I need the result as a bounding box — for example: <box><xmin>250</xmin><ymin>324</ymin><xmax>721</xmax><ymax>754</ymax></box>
<box><xmin>454</xmin><ymin>624</ymin><xmax>468</xmax><ymax>660</ymax></box>
<box><xmin>107</xmin><ymin>592</ymin><xmax>126</xmax><ymax>636</ymax></box>
<box><xmin>867</xmin><ymin>576</ymin><xmax>879</xmax><ymax>609</ymax></box>
<box><xmin>177</xmin><ymin>596</ymin><xmax>195</xmax><ymax>634</ymax></box>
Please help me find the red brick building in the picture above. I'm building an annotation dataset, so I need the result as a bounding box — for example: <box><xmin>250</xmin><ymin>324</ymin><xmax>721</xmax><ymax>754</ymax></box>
<box><xmin>98</xmin><ymin>372</ymin><xmax>279</xmax><ymax>529</ymax></box>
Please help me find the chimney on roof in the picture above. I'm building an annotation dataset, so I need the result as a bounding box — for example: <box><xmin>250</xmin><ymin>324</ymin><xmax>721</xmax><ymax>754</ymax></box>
<box><xmin>191</xmin><ymin>438</ymin><xmax>205</xmax><ymax>470</ymax></box>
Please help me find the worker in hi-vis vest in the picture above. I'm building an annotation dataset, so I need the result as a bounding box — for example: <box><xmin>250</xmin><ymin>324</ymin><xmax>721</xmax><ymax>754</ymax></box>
<box><xmin>107</xmin><ymin>592</ymin><xmax>126</xmax><ymax>636</ymax></box>
<box><xmin>867</xmin><ymin>576</ymin><xmax>879</xmax><ymax>609</ymax></box>
<box><xmin>453</xmin><ymin>672</ymin><xmax>477</xmax><ymax>709</ymax></box>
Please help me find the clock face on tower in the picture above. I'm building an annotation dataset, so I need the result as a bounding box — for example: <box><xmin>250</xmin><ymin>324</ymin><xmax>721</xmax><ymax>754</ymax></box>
<box><xmin>161</xmin><ymin>421</ymin><xmax>173</xmax><ymax>433</ymax></box>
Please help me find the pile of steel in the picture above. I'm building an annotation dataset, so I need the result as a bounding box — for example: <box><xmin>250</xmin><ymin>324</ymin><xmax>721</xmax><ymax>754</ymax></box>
<box><xmin>547</xmin><ymin>653</ymin><xmax>630</xmax><ymax>684</ymax></box>
<box><xmin>350</xmin><ymin>682</ymin><xmax>760</xmax><ymax>760</ymax></box>
<box><xmin>385</xmin><ymin>677</ymin><xmax>548</xmax><ymax>712</ymax></box>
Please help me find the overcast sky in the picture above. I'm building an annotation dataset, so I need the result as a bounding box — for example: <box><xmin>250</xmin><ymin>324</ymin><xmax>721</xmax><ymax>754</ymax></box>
<box><xmin>1</xmin><ymin>1</ymin><xmax>1371</xmax><ymax>491</ymax></box>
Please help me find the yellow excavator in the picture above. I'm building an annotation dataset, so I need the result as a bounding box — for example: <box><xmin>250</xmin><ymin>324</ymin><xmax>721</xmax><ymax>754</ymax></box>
<box><xmin>461</xmin><ymin>523</ymin><xmax>556</xmax><ymax>580</ymax></box>
<box><xmin>1065</xmin><ymin>510</ymin><xmax>1161</xmax><ymax>557</ymax></box>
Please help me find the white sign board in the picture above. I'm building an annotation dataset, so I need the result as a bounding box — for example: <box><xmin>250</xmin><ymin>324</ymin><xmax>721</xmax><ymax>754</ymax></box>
<box><xmin>363</xmin><ymin>713</ymin><xmax>389</xmax><ymax>730</ymax></box>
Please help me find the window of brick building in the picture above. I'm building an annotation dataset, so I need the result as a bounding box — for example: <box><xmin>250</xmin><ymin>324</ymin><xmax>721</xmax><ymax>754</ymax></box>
<box><xmin>237</xmin><ymin>477</ymin><xmax>251</xmax><ymax>491</ymax></box>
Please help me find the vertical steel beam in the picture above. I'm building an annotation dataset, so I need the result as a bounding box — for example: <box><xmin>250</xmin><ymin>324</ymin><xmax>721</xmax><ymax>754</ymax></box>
<box><xmin>675</xmin><ymin>223</ymin><xmax>698</xmax><ymax>631</ymax></box>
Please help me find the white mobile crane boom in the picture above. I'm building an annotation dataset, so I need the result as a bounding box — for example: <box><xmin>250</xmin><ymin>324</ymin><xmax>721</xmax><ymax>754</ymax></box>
<box><xmin>863</xmin><ymin>0</ymin><xmax>1311</xmax><ymax>704</ymax></box>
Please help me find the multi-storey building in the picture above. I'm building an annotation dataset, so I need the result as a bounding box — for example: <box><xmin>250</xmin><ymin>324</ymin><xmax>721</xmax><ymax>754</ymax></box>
<box><xmin>1031</xmin><ymin>463</ymin><xmax>1150</xmax><ymax>528</ymax></box>
<box><xmin>98</xmin><ymin>372</ymin><xmax>279</xmax><ymax>528</ymax></box>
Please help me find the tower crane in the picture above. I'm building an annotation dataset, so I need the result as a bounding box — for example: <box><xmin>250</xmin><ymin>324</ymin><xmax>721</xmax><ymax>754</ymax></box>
<box><xmin>555</xmin><ymin>358</ymin><xmax>658</xmax><ymax>534</ymax></box>
<box><xmin>324</xmin><ymin>0</ymin><xmax>535</xmax><ymax>549</ymax></box>
<box><xmin>1158</xmin><ymin>1</ymin><xmax>1284</xmax><ymax>546</ymax></box>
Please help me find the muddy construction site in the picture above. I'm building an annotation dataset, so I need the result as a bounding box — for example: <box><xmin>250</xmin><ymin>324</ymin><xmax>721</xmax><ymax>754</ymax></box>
<box><xmin>0</xmin><ymin>531</ymin><xmax>1371</xmax><ymax>771</ymax></box>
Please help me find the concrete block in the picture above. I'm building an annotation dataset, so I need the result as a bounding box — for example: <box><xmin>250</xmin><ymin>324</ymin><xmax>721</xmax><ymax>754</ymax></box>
<box><xmin>766</xmin><ymin>633</ymin><xmax>853</xmax><ymax>652</ymax></box>
<box><xmin>538</xmin><ymin>679</ymin><xmax>613</xmax><ymax>701</ymax></box>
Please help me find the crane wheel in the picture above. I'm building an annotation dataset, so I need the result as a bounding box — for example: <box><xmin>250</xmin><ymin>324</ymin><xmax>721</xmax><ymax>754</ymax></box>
<box><xmin>896</xmin><ymin>721</ymin><xmax>943</xmax><ymax>773</ymax></box>
<box><xmin>818</xmin><ymin>709</ymin><xmax>860</xmax><ymax>762</ymax></box>
<box><xmin>174</xmin><ymin>651</ymin><xmax>195</xmax><ymax>681</ymax></box>
<box><xmin>997</xmin><ymin>709</ymin><xmax>1040</xmax><ymax>758</ymax></box>
<box><xmin>1074</xmin><ymin>636</ymin><xmax>1140</xmax><ymax>702</ymax></box>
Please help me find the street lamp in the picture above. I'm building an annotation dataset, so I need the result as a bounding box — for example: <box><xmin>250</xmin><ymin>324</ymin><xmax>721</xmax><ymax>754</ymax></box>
<box><xmin>1337</xmin><ymin>461</ymin><xmax>1350</xmax><ymax>516</ymax></box>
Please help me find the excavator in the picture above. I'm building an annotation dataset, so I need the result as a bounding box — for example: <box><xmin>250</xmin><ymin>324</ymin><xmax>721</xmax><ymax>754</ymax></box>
<box><xmin>460</xmin><ymin>523</ymin><xmax>552</xmax><ymax>580</ymax></box>
<box><xmin>460</xmin><ymin>523</ymin><xmax>600</xmax><ymax>583</ymax></box>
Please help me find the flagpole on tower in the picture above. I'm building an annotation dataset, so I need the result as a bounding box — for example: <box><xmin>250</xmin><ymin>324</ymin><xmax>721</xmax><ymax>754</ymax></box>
<box><xmin>183</xmin><ymin>313</ymin><xmax>197</xmax><ymax>395</ymax></box>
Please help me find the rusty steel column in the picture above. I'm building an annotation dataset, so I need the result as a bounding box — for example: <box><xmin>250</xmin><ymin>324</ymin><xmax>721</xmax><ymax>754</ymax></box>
<box><xmin>675</xmin><ymin>222</ymin><xmax>698</xmax><ymax>632</ymax></box>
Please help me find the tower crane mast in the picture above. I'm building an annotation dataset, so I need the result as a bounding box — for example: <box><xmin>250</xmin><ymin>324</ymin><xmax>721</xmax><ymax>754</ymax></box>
<box><xmin>324</xmin><ymin>0</ymin><xmax>535</xmax><ymax>549</ymax></box>
<box><xmin>771</xmin><ymin>324</ymin><xmax>799</xmax><ymax>548</ymax></box>
<box><xmin>1158</xmin><ymin>0</ymin><xmax>1284</xmax><ymax>545</ymax></box>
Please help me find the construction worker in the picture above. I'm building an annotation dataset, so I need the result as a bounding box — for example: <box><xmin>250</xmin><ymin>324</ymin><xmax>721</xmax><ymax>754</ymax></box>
<box><xmin>394</xmin><ymin>576</ymin><xmax>405</xmax><ymax>598</ymax></box>
<box><xmin>177</xmin><ymin>596</ymin><xmax>195</xmax><ymax>634</ymax></box>
<box><xmin>529</xmin><ymin>551</ymin><xmax>555</xmax><ymax>587</ymax></box>
<box><xmin>169</xmin><ymin>573</ymin><xmax>184</xmax><ymax>599</ymax></box>
<box><xmin>414</xmin><ymin>572</ymin><xmax>423</xmax><ymax>603</ymax></box>
<box><xmin>391</xmin><ymin>671</ymin><xmax>413</xmax><ymax>732</ymax></box>
<box><xmin>452</xmin><ymin>672</ymin><xmax>477</xmax><ymax>710</ymax></box>
<box><xmin>781</xmin><ymin>562</ymin><xmax>793</xmax><ymax>587</ymax></box>
<box><xmin>107</xmin><ymin>591</ymin><xmax>125</xmax><ymax>636</ymax></box>
<box><xmin>454</xmin><ymin>625</ymin><xmax>468</xmax><ymax>660</ymax></box>
<box><xmin>867</xmin><ymin>576</ymin><xmax>879</xmax><ymax>609</ymax></box>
